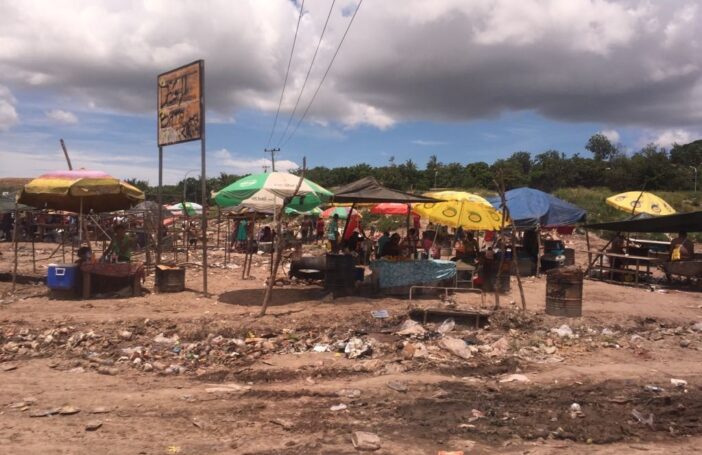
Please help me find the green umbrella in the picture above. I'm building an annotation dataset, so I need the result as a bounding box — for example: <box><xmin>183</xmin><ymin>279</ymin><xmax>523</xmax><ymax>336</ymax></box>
<box><xmin>284</xmin><ymin>206</ymin><xmax>322</xmax><ymax>216</ymax></box>
<box><xmin>213</xmin><ymin>172</ymin><xmax>331</xmax><ymax>212</ymax></box>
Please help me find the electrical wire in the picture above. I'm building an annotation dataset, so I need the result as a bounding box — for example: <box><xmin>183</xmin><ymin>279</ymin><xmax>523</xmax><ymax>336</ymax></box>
<box><xmin>280</xmin><ymin>0</ymin><xmax>363</xmax><ymax>148</ymax></box>
<box><xmin>265</xmin><ymin>0</ymin><xmax>305</xmax><ymax>148</ymax></box>
<box><xmin>275</xmin><ymin>0</ymin><xmax>336</xmax><ymax>147</ymax></box>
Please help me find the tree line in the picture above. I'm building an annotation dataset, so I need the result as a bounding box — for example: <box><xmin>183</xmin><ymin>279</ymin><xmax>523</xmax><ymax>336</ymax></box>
<box><xmin>128</xmin><ymin>134</ymin><xmax>702</xmax><ymax>202</ymax></box>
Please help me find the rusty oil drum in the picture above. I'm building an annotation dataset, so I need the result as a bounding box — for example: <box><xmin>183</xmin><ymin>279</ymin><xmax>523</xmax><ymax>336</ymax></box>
<box><xmin>545</xmin><ymin>266</ymin><xmax>583</xmax><ymax>317</ymax></box>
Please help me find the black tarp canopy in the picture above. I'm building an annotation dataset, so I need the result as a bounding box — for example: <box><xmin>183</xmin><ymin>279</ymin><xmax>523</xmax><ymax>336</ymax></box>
<box><xmin>332</xmin><ymin>177</ymin><xmax>437</xmax><ymax>204</ymax></box>
<box><xmin>585</xmin><ymin>211</ymin><xmax>702</xmax><ymax>233</ymax></box>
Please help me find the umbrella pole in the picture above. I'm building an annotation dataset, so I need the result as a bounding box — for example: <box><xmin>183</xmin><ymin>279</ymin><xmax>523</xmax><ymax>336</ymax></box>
<box><xmin>216</xmin><ymin>207</ymin><xmax>221</xmax><ymax>249</ymax></box>
<box><xmin>246</xmin><ymin>214</ymin><xmax>256</xmax><ymax>278</ymax></box>
<box><xmin>11</xmin><ymin>204</ymin><xmax>19</xmax><ymax>294</ymax></box>
<box><xmin>79</xmin><ymin>197</ymin><xmax>83</xmax><ymax>243</ymax></box>
<box><xmin>406</xmin><ymin>203</ymin><xmax>410</xmax><ymax>237</ymax></box>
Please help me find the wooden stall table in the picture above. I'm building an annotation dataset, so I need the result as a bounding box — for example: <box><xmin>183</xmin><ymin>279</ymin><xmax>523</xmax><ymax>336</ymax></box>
<box><xmin>584</xmin><ymin>250</ymin><xmax>661</xmax><ymax>286</ymax></box>
<box><xmin>80</xmin><ymin>261</ymin><xmax>145</xmax><ymax>299</ymax></box>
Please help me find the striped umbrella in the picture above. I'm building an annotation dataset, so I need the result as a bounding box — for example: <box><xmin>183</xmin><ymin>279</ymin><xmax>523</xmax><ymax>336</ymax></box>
<box><xmin>166</xmin><ymin>202</ymin><xmax>203</xmax><ymax>216</ymax></box>
<box><xmin>213</xmin><ymin>172</ymin><xmax>331</xmax><ymax>212</ymax></box>
<box><xmin>321</xmin><ymin>206</ymin><xmax>362</xmax><ymax>220</ymax></box>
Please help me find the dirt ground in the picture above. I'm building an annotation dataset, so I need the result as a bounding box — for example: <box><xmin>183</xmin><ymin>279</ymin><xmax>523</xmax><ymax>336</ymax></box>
<box><xmin>1</xmin><ymin>233</ymin><xmax>702</xmax><ymax>454</ymax></box>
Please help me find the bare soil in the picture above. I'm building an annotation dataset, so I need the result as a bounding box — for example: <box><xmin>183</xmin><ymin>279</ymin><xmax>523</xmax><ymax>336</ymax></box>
<box><xmin>1</xmin><ymin>234</ymin><xmax>702</xmax><ymax>454</ymax></box>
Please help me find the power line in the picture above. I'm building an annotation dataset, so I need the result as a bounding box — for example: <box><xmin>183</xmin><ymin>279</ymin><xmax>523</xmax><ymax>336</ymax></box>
<box><xmin>265</xmin><ymin>0</ymin><xmax>306</xmax><ymax>148</ymax></box>
<box><xmin>281</xmin><ymin>0</ymin><xmax>363</xmax><ymax>148</ymax></box>
<box><xmin>275</xmin><ymin>0</ymin><xmax>337</xmax><ymax>147</ymax></box>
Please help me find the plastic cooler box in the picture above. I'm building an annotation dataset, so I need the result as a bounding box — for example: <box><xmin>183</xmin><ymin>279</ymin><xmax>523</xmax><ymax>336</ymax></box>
<box><xmin>47</xmin><ymin>264</ymin><xmax>78</xmax><ymax>290</ymax></box>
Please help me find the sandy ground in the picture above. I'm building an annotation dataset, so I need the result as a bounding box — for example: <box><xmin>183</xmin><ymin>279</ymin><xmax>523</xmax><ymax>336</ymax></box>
<box><xmin>1</xmin><ymin>234</ymin><xmax>702</xmax><ymax>454</ymax></box>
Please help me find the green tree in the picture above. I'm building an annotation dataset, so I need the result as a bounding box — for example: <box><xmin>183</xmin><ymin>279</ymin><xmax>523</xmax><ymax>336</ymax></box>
<box><xmin>585</xmin><ymin>133</ymin><xmax>618</xmax><ymax>161</ymax></box>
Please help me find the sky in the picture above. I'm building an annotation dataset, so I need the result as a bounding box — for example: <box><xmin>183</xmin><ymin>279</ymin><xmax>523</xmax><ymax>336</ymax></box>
<box><xmin>0</xmin><ymin>0</ymin><xmax>700</xmax><ymax>184</ymax></box>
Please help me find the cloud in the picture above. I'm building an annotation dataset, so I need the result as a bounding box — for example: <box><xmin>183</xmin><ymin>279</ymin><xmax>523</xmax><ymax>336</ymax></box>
<box><xmin>0</xmin><ymin>0</ymin><xmax>701</xmax><ymax>135</ymax></box>
<box><xmin>0</xmin><ymin>85</ymin><xmax>19</xmax><ymax>131</ymax></box>
<box><xmin>411</xmin><ymin>139</ymin><xmax>448</xmax><ymax>146</ymax></box>
<box><xmin>600</xmin><ymin>129</ymin><xmax>620</xmax><ymax>143</ymax></box>
<box><xmin>214</xmin><ymin>148</ymin><xmax>298</xmax><ymax>174</ymax></box>
<box><xmin>45</xmin><ymin>109</ymin><xmax>78</xmax><ymax>124</ymax></box>
<box><xmin>650</xmin><ymin>129</ymin><xmax>694</xmax><ymax>148</ymax></box>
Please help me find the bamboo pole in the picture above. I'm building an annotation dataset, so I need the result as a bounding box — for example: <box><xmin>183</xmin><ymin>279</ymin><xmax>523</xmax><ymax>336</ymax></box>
<box><xmin>495</xmin><ymin>177</ymin><xmax>526</xmax><ymax>310</ymax></box>
<box><xmin>261</xmin><ymin>159</ymin><xmax>306</xmax><ymax>316</ymax></box>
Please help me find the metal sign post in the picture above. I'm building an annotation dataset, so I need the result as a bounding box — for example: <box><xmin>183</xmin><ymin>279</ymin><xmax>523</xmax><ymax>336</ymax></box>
<box><xmin>157</xmin><ymin>59</ymin><xmax>208</xmax><ymax>295</ymax></box>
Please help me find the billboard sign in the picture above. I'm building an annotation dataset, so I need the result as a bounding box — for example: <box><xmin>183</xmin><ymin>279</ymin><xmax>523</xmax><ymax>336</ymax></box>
<box><xmin>157</xmin><ymin>60</ymin><xmax>203</xmax><ymax>146</ymax></box>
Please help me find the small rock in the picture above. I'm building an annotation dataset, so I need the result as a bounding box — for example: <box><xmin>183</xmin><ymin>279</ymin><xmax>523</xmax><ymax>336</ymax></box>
<box><xmin>543</xmin><ymin>346</ymin><xmax>557</xmax><ymax>355</ymax></box>
<box><xmin>58</xmin><ymin>405</ymin><xmax>80</xmax><ymax>415</ymax></box>
<box><xmin>97</xmin><ymin>366</ymin><xmax>118</xmax><ymax>376</ymax></box>
<box><xmin>119</xmin><ymin>330</ymin><xmax>133</xmax><ymax>340</ymax></box>
<box><xmin>1</xmin><ymin>363</ymin><xmax>18</xmax><ymax>371</ymax></box>
<box><xmin>91</xmin><ymin>407</ymin><xmax>110</xmax><ymax>414</ymax></box>
<box><xmin>330</xmin><ymin>403</ymin><xmax>347</xmax><ymax>411</ymax></box>
<box><xmin>153</xmin><ymin>333</ymin><xmax>179</xmax><ymax>345</ymax></box>
<box><xmin>152</xmin><ymin>361</ymin><xmax>167</xmax><ymax>371</ymax></box>
<box><xmin>68</xmin><ymin>367</ymin><xmax>85</xmax><ymax>374</ymax></box>
<box><xmin>270</xmin><ymin>418</ymin><xmax>294</xmax><ymax>431</ymax></box>
<box><xmin>499</xmin><ymin>374</ymin><xmax>530</xmax><ymax>383</ymax></box>
<box><xmin>386</xmin><ymin>380</ymin><xmax>408</xmax><ymax>393</ymax></box>
<box><xmin>337</xmin><ymin>388</ymin><xmax>361</xmax><ymax>399</ymax></box>
<box><xmin>679</xmin><ymin>339</ymin><xmax>691</xmax><ymax>348</ymax></box>
<box><xmin>601</xmin><ymin>328</ymin><xmax>616</xmax><ymax>336</ymax></box>
<box><xmin>401</xmin><ymin>343</ymin><xmax>416</xmax><ymax>360</ymax></box>
<box><xmin>85</xmin><ymin>420</ymin><xmax>102</xmax><ymax>431</ymax></box>
<box><xmin>132</xmin><ymin>357</ymin><xmax>142</xmax><ymax>366</ymax></box>
<box><xmin>142</xmin><ymin>363</ymin><xmax>154</xmax><ymax>372</ymax></box>
<box><xmin>630</xmin><ymin>334</ymin><xmax>645</xmax><ymax>343</ymax></box>
<box><xmin>352</xmin><ymin>431</ymin><xmax>381</xmax><ymax>451</ymax></box>
<box><xmin>344</xmin><ymin>337</ymin><xmax>372</xmax><ymax>359</ymax></box>
<box><xmin>691</xmin><ymin>322</ymin><xmax>702</xmax><ymax>332</ymax></box>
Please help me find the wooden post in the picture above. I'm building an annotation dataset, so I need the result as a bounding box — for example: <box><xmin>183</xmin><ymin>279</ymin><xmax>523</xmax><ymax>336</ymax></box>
<box><xmin>585</xmin><ymin>229</ymin><xmax>592</xmax><ymax>277</ymax></box>
<box><xmin>216</xmin><ymin>206</ymin><xmax>221</xmax><ymax>249</ymax></box>
<box><xmin>11</xmin><ymin>205</ymin><xmax>19</xmax><ymax>294</ymax></box>
<box><xmin>535</xmin><ymin>224</ymin><xmax>542</xmax><ymax>277</ymax></box>
<box><xmin>31</xmin><ymin>230</ymin><xmax>36</xmax><ymax>273</ymax></box>
<box><xmin>495</xmin><ymin>178</ymin><xmax>526</xmax><ymax>311</ymax></box>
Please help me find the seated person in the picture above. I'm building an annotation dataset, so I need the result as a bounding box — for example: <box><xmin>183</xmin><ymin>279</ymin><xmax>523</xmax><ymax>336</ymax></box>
<box><xmin>670</xmin><ymin>231</ymin><xmax>694</xmax><ymax>261</ymax></box>
<box><xmin>104</xmin><ymin>224</ymin><xmax>134</xmax><ymax>262</ymax></box>
<box><xmin>380</xmin><ymin>233</ymin><xmax>401</xmax><ymax>258</ymax></box>
<box><xmin>401</xmin><ymin>228</ymin><xmax>418</xmax><ymax>259</ymax></box>
<box><xmin>259</xmin><ymin>226</ymin><xmax>273</xmax><ymax>242</ymax></box>
<box><xmin>376</xmin><ymin>231</ymin><xmax>391</xmax><ymax>258</ymax></box>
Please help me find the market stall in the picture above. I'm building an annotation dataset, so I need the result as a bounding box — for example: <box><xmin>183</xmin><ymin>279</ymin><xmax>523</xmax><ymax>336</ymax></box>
<box><xmin>585</xmin><ymin>210</ymin><xmax>702</xmax><ymax>285</ymax></box>
<box><xmin>15</xmin><ymin>169</ymin><xmax>145</xmax><ymax>297</ymax></box>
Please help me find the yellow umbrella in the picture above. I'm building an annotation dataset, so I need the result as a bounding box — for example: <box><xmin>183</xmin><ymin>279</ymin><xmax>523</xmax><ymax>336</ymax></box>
<box><xmin>606</xmin><ymin>191</ymin><xmax>676</xmax><ymax>216</ymax></box>
<box><xmin>413</xmin><ymin>191</ymin><xmax>506</xmax><ymax>230</ymax></box>
<box><xmin>17</xmin><ymin>169</ymin><xmax>144</xmax><ymax>213</ymax></box>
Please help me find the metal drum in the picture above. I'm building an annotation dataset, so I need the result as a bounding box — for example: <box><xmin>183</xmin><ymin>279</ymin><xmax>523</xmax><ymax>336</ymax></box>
<box><xmin>324</xmin><ymin>254</ymin><xmax>356</xmax><ymax>296</ymax></box>
<box><xmin>545</xmin><ymin>266</ymin><xmax>583</xmax><ymax>317</ymax></box>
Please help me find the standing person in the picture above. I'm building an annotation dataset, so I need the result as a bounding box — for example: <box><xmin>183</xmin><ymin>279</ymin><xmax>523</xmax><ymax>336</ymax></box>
<box><xmin>401</xmin><ymin>228</ymin><xmax>419</xmax><ymax>259</ymax></box>
<box><xmin>300</xmin><ymin>216</ymin><xmax>310</xmax><ymax>243</ymax></box>
<box><xmin>316</xmin><ymin>217</ymin><xmax>325</xmax><ymax>242</ymax></box>
<box><xmin>326</xmin><ymin>214</ymin><xmax>340</xmax><ymax>252</ymax></box>
<box><xmin>235</xmin><ymin>218</ymin><xmax>248</xmax><ymax>250</ymax></box>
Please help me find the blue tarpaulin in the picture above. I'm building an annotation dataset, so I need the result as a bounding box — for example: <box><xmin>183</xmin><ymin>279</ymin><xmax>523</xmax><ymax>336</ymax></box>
<box><xmin>488</xmin><ymin>187</ymin><xmax>586</xmax><ymax>229</ymax></box>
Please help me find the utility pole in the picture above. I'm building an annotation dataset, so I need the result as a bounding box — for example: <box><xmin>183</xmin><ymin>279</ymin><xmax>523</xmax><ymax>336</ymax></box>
<box><xmin>264</xmin><ymin>148</ymin><xmax>280</xmax><ymax>172</ymax></box>
<box><xmin>59</xmin><ymin>139</ymin><xmax>73</xmax><ymax>170</ymax></box>
<box><xmin>691</xmin><ymin>166</ymin><xmax>698</xmax><ymax>192</ymax></box>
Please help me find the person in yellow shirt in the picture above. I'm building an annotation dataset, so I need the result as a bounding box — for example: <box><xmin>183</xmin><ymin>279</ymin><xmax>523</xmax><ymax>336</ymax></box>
<box><xmin>670</xmin><ymin>231</ymin><xmax>694</xmax><ymax>261</ymax></box>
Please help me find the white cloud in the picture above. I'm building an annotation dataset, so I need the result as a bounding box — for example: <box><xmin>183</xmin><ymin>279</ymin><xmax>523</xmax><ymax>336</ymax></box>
<box><xmin>0</xmin><ymin>85</ymin><xmax>18</xmax><ymax>131</ymax></box>
<box><xmin>45</xmin><ymin>109</ymin><xmax>78</xmax><ymax>124</ymax></box>
<box><xmin>600</xmin><ymin>129</ymin><xmax>620</xmax><ymax>143</ymax></box>
<box><xmin>651</xmin><ymin>129</ymin><xmax>694</xmax><ymax>148</ymax></box>
<box><xmin>0</xmin><ymin>0</ymin><xmax>701</xmax><ymax>134</ymax></box>
<box><xmin>214</xmin><ymin>148</ymin><xmax>298</xmax><ymax>174</ymax></box>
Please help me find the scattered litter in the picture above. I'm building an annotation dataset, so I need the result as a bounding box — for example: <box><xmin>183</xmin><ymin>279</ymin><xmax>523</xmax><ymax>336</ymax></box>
<box><xmin>371</xmin><ymin>309</ymin><xmax>389</xmax><ymax>319</ymax></box>
<box><xmin>439</xmin><ymin>337</ymin><xmax>473</xmax><ymax>360</ymax></box>
<box><xmin>153</xmin><ymin>333</ymin><xmax>179</xmax><ymax>345</ymax></box>
<box><xmin>386</xmin><ymin>381</ymin><xmax>408</xmax><ymax>393</ymax></box>
<box><xmin>351</xmin><ymin>431</ymin><xmax>381</xmax><ymax>451</ymax></box>
<box><xmin>570</xmin><ymin>402</ymin><xmax>585</xmax><ymax>418</ymax></box>
<box><xmin>499</xmin><ymin>374</ymin><xmax>530</xmax><ymax>383</ymax></box>
<box><xmin>344</xmin><ymin>337</ymin><xmax>372</xmax><ymax>359</ymax></box>
<box><xmin>91</xmin><ymin>407</ymin><xmax>110</xmax><ymax>414</ymax></box>
<box><xmin>166</xmin><ymin>446</ymin><xmax>181</xmax><ymax>454</ymax></box>
<box><xmin>330</xmin><ymin>404</ymin><xmax>347</xmax><ymax>411</ymax></box>
<box><xmin>467</xmin><ymin>409</ymin><xmax>484</xmax><ymax>422</ymax></box>
<box><xmin>631</xmin><ymin>409</ymin><xmax>654</xmax><ymax>430</ymax></box>
<box><xmin>437</xmin><ymin>318</ymin><xmax>456</xmax><ymax>334</ymax></box>
<box><xmin>643</xmin><ymin>385</ymin><xmax>664</xmax><ymax>393</ymax></box>
<box><xmin>396</xmin><ymin>319</ymin><xmax>426</xmax><ymax>336</ymax></box>
<box><xmin>551</xmin><ymin>325</ymin><xmax>574</xmax><ymax>338</ymax></box>
<box><xmin>312</xmin><ymin>343</ymin><xmax>330</xmax><ymax>353</ymax></box>
<box><xmin>670</xmin><ymin>378</ymin><xmax>687</xmax><ymax>388</ymax></box>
